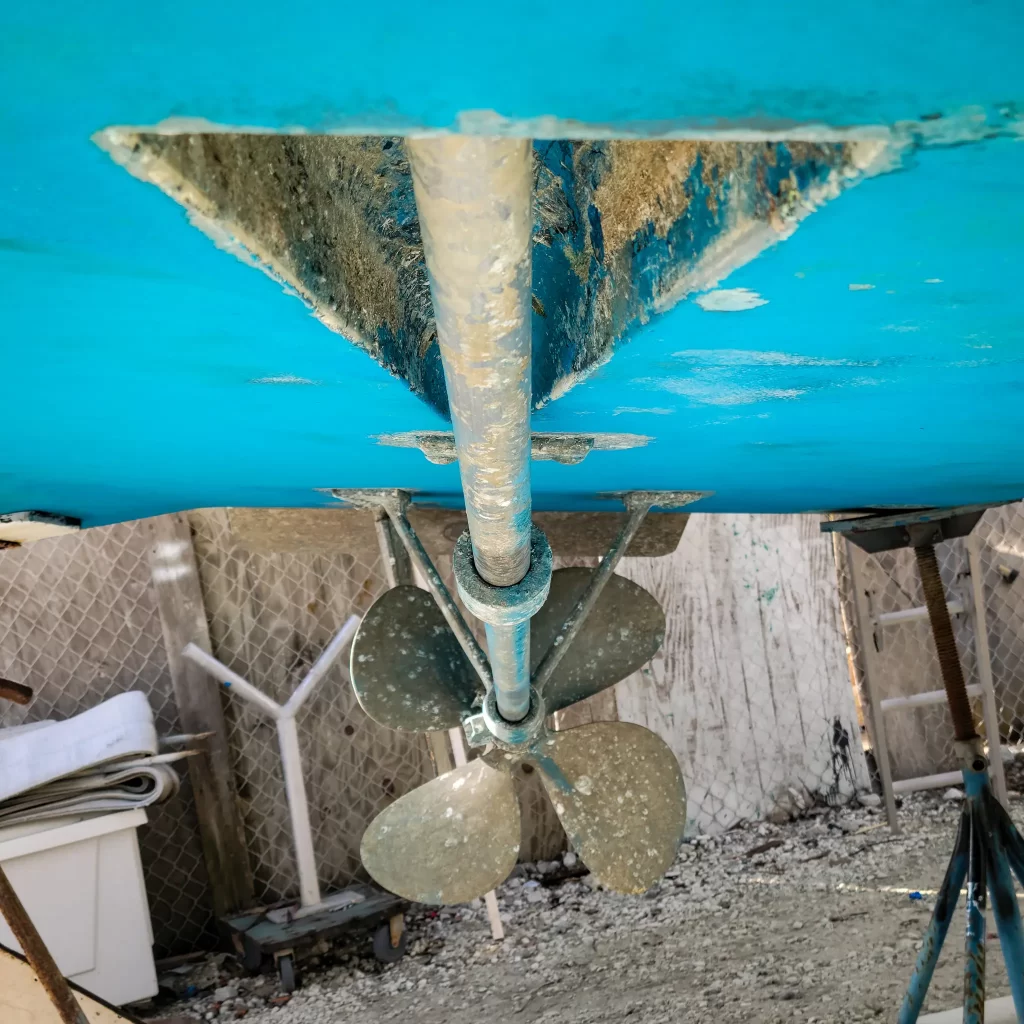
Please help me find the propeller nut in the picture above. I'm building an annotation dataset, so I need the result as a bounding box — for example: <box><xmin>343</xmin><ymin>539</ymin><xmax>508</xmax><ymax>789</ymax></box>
<box><xmin>482</xmin><ymin>685</ymin><xmax>546</xmax><ymax>748</ymax></box>
<box><xmin>453</xmin><ymin>527</ymin><xmax>552</xmax><ymax>627</ymax></box>
<box><xmin>462</xmin><ymin>712</ymin><xmax>490</xmax><ymax>749</ymax></box>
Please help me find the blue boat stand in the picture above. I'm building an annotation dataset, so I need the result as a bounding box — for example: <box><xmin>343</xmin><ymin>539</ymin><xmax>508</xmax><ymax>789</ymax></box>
<box><xmin>824</xmin><ymin>507</ymin><xmax>1024</xmax><ymax>1022</ymax></box>
<box><xmin>897</xmin><ymin>756</ymin><xmax>1024</xmax><ymax>1023</ymax></box>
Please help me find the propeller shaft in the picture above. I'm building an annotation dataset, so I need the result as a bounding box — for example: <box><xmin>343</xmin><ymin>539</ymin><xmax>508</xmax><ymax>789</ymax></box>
<box><xmin>408</xmin><ymin>136</ymin><xmax>537</xmax><ymax>722</ymax></box>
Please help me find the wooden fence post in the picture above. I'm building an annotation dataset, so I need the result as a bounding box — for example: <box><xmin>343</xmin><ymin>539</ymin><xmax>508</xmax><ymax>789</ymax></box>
<box><xmin>147</xmin><ymin>514</ymin><xmax>254</xmax><ymax>917</ymax></box>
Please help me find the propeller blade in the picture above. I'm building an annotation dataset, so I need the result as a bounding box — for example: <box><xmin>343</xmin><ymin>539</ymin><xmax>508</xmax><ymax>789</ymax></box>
<box><xmin>534</xmin><ymin>722</ymin><xmax>685</xmax><ymax>894</ymax></box>
<box><xmin>531</xmin><ymin>568</ymin><xmax>665</xmax><ymax>713</ymax></box>
<box><xmin>361</xmin><ymin>759</ymin><xmax>520</xmax><ymax>904</ymax></box>
<box><xmin>350</xmin><ymin>586</ymin><xmax>479</xmax><ymax>731</ymax></box>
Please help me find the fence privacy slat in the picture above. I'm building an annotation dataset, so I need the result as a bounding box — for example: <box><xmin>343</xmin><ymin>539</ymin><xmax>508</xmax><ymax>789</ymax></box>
<box><xmin>615</xmin><ymin>514</ymin><xmax>869</xmax><ymax>829</ymax></box>
<box><xmin>0</xmin><ymin>521</ymin><xmax>215</xmax><ymax>955</ymax></box>
<box><xmin>147</xmin><ymin>514</ymin><xmax>254</xmax><ymax>917</ymax></box>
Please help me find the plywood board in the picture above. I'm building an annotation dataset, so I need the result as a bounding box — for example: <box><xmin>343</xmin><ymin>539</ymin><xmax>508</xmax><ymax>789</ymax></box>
<box><xmin>615</xmin><ymin>514</ymin><xmax>868</xmax><ymax>831</ymax></box>
<box><xmin>0</xmin><ymin>945</ymin><xmax>137</xmax><ymax>1024</ymax></box>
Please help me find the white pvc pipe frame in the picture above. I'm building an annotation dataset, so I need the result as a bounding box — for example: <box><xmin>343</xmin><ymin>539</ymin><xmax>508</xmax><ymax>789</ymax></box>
<box><xmin>183</xmin><ymin>615</ymin><xmax>359</xmax><ymax>911</ymax></box>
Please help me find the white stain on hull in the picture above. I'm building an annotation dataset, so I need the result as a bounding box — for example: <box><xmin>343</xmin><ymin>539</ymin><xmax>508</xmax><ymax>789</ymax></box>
<box><xmin>670</xmin><ymin>349</ymin><xmax>876</xmax><ymax>368</ymax></box>
<box><xmin>638</xmin><ymin>376</ymin><xmax>805</xmax><ymax>406</ymax></box>
<box><xmin>695</xmin><ymin>287</ymin><xmax>768</xmax><ymax>312</ymax></box>
<box><xmin>250</xmin><ymin>375</ymin><xmax>320</xmax><ymax>385</ymax></box>
<box><xmin>612</xmin><ymin>406</ymin><xmax>674</xmax><ymax>416</ymax></box>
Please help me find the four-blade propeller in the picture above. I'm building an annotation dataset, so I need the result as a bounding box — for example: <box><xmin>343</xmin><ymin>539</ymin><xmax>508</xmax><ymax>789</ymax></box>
<box><xmin>351</xmin><ymin>567</ymin><xmax>686</xmax><ymax>904</ymax></box>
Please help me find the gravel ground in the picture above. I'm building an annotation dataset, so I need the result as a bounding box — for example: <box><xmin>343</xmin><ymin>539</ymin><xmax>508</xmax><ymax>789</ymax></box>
<box><xmin>150</xmin><ymin>789</ymin><xmax>1024</xmax><ymax>1024</ymax></box>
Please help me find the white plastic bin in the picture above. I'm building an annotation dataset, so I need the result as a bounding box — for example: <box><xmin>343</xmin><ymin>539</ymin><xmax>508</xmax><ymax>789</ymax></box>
<box><xmin>0</xmin><ymin>809</ymin><xmax>158</xmax><ymax>1006</ymax></box>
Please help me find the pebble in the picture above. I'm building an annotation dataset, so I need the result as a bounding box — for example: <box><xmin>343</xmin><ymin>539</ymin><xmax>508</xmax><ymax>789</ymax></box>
<box><xmin>149</xmin><ymin>783</ymin><xmax>1024</xmax><ymax>1024</ymax></box>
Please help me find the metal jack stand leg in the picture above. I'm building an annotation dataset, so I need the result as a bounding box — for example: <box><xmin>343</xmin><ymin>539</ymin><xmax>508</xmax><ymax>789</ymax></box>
<box><xmin>824</xmin><ymin>503</ymin><xmax>1024</xmax><ymax>1023</ymax></box>
<box><xmin>899</xmin><ymin>758</ymin><xmax>1024</xmax><ymax>1024</ymax></box>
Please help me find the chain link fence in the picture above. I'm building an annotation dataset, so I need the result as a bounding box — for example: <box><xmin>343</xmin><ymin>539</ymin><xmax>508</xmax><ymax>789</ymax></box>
<box><xmin>974</xmin><ymin>503</ymin><xmax>1024</xmax><ymax>742</ymax></box>
<box><xmin>833</xmin><ymin>501</ymin><xmax>1024</xmax><ymax>784</ymax></box>
<box><xmin>0</xmin><ymin>523</ymin><xmax>215</xmax><ymax>958</ymax></box>
<box><xmin>187</xmin><ymin>508</ymin><xmax>437</xmax><ymax>908</ymax></box>
<box><xmin>0</xmin><ymin>512</ymin><xmax>569</xmax><ymax>958</ymax></box>
<box><xmin>0</xmin><ymin>507</ymin><xmax>880</xmax><ymax>956</ymax></box>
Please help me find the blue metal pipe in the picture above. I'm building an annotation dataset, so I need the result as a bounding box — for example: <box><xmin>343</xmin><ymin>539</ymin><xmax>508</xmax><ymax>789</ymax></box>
<box><xmin>982</xmin><ymin>788</ymin><xmax>1024</xmax><ymax>1021</ymax></box>
<box><xmin>897</xmin><ymin>806</ymin><xmax>969</xmax><ymax>1024</ymax></box>
<box><xmin>963</xmin><ymin>789</ymin><xmax>987</xmax><ymax>1024</ymax></box>
<box><xmin>484</xmin><ymin>620</ymin><xmax>531</xmax><ymax>721</ymax></box>
<box><xmin>989</xmin><ymin>787</ymin><xmax>1024</xmax><ymax>891</ymax></box>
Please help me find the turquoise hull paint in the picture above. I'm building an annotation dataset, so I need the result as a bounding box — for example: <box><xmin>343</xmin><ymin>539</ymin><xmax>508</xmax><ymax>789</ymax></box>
<box><xmin>2</xmin><ymin>5</ymin><xmax>1024</xmax><ymax>524</ymax></box>
<box><xmin>536</xmin><ymin>141</ymin><xmax>1024</xmax><ymax>512</ymax></box>
<box><xmin>4</xmin><ymin>3</ymin><xmax>1023</xmax><ymax>132</ymax></box>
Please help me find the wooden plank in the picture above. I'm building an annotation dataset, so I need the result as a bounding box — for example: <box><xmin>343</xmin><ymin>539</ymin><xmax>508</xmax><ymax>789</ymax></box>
<box><xmin>225</xmin><ymin>507</ymin><xmax>688</xmax><ymax>559</ymax></box>
<box><xmin>426</xmin><ymin>733</ymin><xmax>454</xmax><ymax>775</ymax></box>
<box><xmin>226</xmin><ymin>507</ymin><xmax>378</xmax><ymax>556</ymax></box>
<box><xmin>615</xmin><ymin>514</ymin><xmax>869</xmax><ymax>832</ymax></box>
<box><xmin>0</xmin><ymin>867</ymin><xmax>88</xmax><ymax>1024</ymax></box>
<box><xmin>1</xmin><ymin>945</ymin><xmax>137</xmax><ymax>1024</ymax></box>
<box><xmin>146</xmin><ymin>514</ymin><xmax>253</xmax><ymax>916</ymax></box>
<box><xmin>921</xmin><ymin>997</ymin><xmax>1017</xmax><ymax>1023</ymax></box>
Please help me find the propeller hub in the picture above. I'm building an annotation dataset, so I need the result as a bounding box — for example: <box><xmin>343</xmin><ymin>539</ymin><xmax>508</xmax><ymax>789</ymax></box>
<box><xmin>454</xmin><ymin>526</ymin><xmax>553</xmax><ymax>722</ymax></box>
<box><xmin>453</xmin><ymin>527</ymin><xmax>553</xmax><ymax>626</ymax></box>
<box><xmin>478</xmin><ymin>685</ymin><xmax>547</xmax><ymax>749</ymax></box>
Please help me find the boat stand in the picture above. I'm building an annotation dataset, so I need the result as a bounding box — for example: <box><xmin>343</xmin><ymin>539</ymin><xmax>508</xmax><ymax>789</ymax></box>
<box><xmin>824</xmin><ymin>505</ymin><xmax>1024</xmax><ymax>1023</ymax></box>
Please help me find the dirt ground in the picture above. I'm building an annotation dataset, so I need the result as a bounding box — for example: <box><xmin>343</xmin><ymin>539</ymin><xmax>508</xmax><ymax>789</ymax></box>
<box><xmin>151</xmin><ymin>789</ymin><xmax>1023</xmax><ymax>1024</ymax></box>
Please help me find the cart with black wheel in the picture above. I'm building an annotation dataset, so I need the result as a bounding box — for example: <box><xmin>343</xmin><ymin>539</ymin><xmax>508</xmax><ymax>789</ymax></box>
<box><xmin>223</xmin><ymin>883</ymin><xmax>408</xmax><ymax>993</ymax></box>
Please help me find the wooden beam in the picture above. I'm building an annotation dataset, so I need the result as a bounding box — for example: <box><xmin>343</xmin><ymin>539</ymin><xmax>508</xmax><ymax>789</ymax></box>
<box><xmin>147</xmin><ymin>514</ymin><xmax>253</xmax><ymax>917</ymax></box>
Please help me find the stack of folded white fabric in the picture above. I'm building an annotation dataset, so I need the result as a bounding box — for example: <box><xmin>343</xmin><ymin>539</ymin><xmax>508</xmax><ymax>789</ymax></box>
<box><xmin>0</xmin><ymin>691</ymin><xmax>187</xmax><ymax>828</ymax></box>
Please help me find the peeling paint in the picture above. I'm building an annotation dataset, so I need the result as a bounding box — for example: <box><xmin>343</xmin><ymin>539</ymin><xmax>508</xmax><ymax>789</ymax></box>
<box><xmin>643</xmin><ymin>379</ymin><xmax>807</xmax><ymax>407</ymax></box>
<box><xmin>670</xmin><ymin>350</ymin><xmax>877</xmax><ymax>368</ymax></box>
<box><xmin>92</xmin><ymin>113</ymin><xmax>996</xmax><ymax>423</ymax></box>
<box><xmin>376</xmin><ymin>430</ymin><xmax>651</xmax><ymax>465</ymax></box>
<box><xmin>95</xmin><ymin>129</ymin><xmax>445</xmax><ymax>413</ymax></box>
<box><xmin>97</xmin><ymin>130</ymin><xmax>879</xmax><ymax>415</ymax></box>
<box><xmin>696</xmin><ymin>288</ymin><xmax>769</xmax><ymax>312</ymax></box>
<box><xmin>250</xmin><ymin>375</ymin><xmax>320</xmax><ymax>385</ymax></box>
<box><xmin>117</xmin><ymin>105</ymin><xmax>1024</xmax><ymax>148</ymax></box>
<box><xmin>612</xmin><ymin>406</ymin><xmax>674</xmax><ymax>416</ymax></box>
